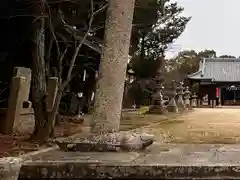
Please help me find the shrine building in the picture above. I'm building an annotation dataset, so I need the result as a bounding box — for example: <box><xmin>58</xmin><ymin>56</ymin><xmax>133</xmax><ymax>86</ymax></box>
<box><xmin>188</xmin><ymin>58</ymin><xmax>240</xmax><ymax>106</ymax></box>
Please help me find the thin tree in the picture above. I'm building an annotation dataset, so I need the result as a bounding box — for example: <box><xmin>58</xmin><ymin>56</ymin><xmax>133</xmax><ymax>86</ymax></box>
<box><xmin>31</xmin><ymin>0</ymin><xmax>107</xmax><ymax>141</ymax></box>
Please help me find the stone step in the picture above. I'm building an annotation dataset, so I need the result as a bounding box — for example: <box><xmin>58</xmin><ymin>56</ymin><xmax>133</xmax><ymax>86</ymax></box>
<box><xmin>18</xmin><ymin>144</ymin><xmax>240</xmax><ymax>179</ymax></box>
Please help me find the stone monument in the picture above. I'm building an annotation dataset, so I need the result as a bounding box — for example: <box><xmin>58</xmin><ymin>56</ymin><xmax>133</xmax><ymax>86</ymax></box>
<box><xmin>1</xmin><ymin>67</ymin><xmax>35</xmax><ymax>135</ymax></box>
<box><xmin>3</xmin><ymin>77</ymin><xmax>26</xmax><ymax>134</ymax></box>
<box><xmin>176</xmin><ymin>81</ymin><xmax>186</xmax><ymax>111</ymax></box>
<box><xmin>13</xmin><ymin>67</ymin><xmax>31</xmax><ymax>106</ymax></box>
<box><xmin>167</xmin><ymin>80</ymin><xmax>178</xmax><ymax>113</ymax></box>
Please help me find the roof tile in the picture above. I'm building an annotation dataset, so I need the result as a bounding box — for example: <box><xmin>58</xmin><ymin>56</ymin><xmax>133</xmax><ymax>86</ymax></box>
<box><xmin>188</xmin><ymin>58</ymin><xmax>240</xmax><ymax>82</ymax></box>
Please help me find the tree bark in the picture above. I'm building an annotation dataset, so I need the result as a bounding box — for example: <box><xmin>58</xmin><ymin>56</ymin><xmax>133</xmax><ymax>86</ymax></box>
<box><xmin>91</xmin><ymin>0</ymin><xmax>136</xmax><ymax>133</ymax></box>
<box><xmin>30</xmin><ymin>0</ymin><xmax>50</xmax><ymax>141</ymax></box>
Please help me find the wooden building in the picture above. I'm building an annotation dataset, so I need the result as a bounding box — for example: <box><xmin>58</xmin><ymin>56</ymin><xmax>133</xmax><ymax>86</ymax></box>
<box><xmin>188</xmin><ymin>58</ymin><xmax>240</xmax><ymax>106</ymax></box>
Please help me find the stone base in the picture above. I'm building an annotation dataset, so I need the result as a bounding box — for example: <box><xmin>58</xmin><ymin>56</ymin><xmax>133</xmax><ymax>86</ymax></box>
<box><xmin>19</xmin><ymin>144</ymin><xmax>240</xmax><ymax>179</ymax></box>
<box><xmin>188</xmin><ymin>106</ymin><xmax>193</xmax><ymax>110</ymax></box>
<box><xmin>177</xmin><ymin>102</ymin><xmax>185</xmax><ymax>109</ymax></box>
<box><xmin>185</xmin><ymin>104</ymin><xmax>190</xmax><ymax>109</ymax></box>
<box><xmin>59</xmin><ymin>115</ymin><xmax>84</xmax><ymax>124</ymax></box>
<box><xmin>148</xmin><ymin>105</ymin><xmax>167</xmax><ymax>114</ymax></box>
<box><xmin>178</xmin><ymin>108</ymin><xmax>186</xmax><ymax>112</ymax></box>
<box><xmin>0</xmin><ymin>157</ymin><xmax>22</xmax><ymax>180</ymax></box>
<box><xmin>177</xmin><ymin>103</ymin><xmax>186</xmax><ymax>112</ymax></box>
<box><xmin>55</xmin><ymin>132</ymin><xmax>154</xmax><ymax>152</ymax></box>
<box><xmin>167</xmin><ymin>105</ymin><xmax>178</xmax><ymax>113</ymax></box>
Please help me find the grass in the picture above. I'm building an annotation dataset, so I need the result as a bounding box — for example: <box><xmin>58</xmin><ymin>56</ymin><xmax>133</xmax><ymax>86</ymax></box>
<box><xmin>145</xmin><ymin>108</ymin><xmax>240</xmax><ymax>144</ymax></box>
<box><xmin>120</xmin><ymin>108</ymin><xmax>240</xmax><ymax>144</ymax></box>
<box><xmin>120</xmin><ymin>111</ymin><xmax>180</xmax><ymax>131</ymax></box>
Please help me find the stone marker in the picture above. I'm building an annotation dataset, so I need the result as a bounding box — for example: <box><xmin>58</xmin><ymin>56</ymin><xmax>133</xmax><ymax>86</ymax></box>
<box><xmin>176</xmin><ymin>82</ymin><xmax>185</xmax><ymax>111</ymax></box>
<box><xmin>13</xmin><ymin>67</ymin><xmax>31</xmax><ymax>105</ymax></box>
<box><xmin>167</xmin><ymin>80</ymin><xmax>178</xmax><ymax>113</ymax></box>
<box><xmin>3</xmin><ymin>76</ymin><xmax>26</xmax><ymax>134</ymax></box>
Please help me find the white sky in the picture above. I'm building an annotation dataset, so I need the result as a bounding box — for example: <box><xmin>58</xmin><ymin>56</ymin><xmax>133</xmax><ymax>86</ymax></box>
<box><xmin>166</xmin><ymin>0</ymin><xmax>240</xmax><ymax>58</ymax></box>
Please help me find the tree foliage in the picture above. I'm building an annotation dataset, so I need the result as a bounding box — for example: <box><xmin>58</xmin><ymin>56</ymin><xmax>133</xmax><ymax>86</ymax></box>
<box><xmin>219</xmin><ymin>55</ymin><xmax>236</xmax><ymax>58</ymax></box>
<box><xmin>126</xmin><ymin>0</ymin><xmax>190</xmax><ymax>106</ymax></box>
<box><xmin>130</xmin><ymin>0</ymin><xmax>190</xmax><ymax>79</ymax></box>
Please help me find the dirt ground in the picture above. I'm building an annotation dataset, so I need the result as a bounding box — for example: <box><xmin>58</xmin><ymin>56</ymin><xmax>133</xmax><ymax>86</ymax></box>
<box><xmin>2</xmin><ymin>108</ymin><xmax>240</xmax><ymax>157</ymax></box>
<box><xmin>134</xmin><ymin>108</ymin><xmax>240</xmax><ymax>144</ymax></box>
<box><xmin>0</xmin><ymin>120</ymin><xmax>84</xmax><ymax>157</ymax></box>
<box><xmin>0</xmin><ymin>109</ymin><xmax>177</xmax><ymax>157</ymax></box>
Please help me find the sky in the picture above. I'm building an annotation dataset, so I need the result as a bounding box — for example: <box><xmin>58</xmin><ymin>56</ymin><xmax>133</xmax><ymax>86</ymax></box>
<box><xmin>166</xmin><ymin>0</ymin><xmax>240</xmax><ymax>58</ymax></box>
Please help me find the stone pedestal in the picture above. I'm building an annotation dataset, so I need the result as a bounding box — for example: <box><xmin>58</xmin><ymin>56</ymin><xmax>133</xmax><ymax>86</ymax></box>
<box><xmin>149</xmin><ymin>104</ymin><xmax>166</xmax><ymax>114</ymax></box>
<box><xmin>0</xmin><ymin>157</ymin><xmax>22</xmax><ymax>180</ymax></box>
<box><xmin>185</xmin><ymin>99</ymin><xmax>190</xmax><ymax>109</ymax></box>
<box><xmin>191</xmin><ymin>99</ymin><xmax>197</xmax><ymax>108</ymax></box>
<box><xmin>56</xmin><ymin>132</ymin><xmax>154</xmax><ymax>152</ymax></box>
<box><xmin>167</xmin><ymin>98</ymin><xmax>178</xmax><ymax>113</ymax></box>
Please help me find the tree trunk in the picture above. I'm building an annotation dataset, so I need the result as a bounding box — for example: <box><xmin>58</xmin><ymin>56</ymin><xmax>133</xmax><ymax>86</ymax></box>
<box><xmin>91</xmin><ymin>0</ymin><xmax>136</xmax><ymax>133</ymax></box>
<box><xmin>30</xmin><ymin>1</ymin><xmax>50</xmax><ymax>141</ymax></box>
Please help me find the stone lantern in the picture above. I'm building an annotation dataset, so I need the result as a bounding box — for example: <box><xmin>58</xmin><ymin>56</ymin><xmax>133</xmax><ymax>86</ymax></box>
<box><xmin>191</xmin><ymin>93</ymin><xmax>198</xmax><ymax>108</ymax></box>
<box><xmin>149</xmin><ymin>83</ymin><xmax>166</xmax><ymax>114</ymax></box>
<box><xmin>184</xmin><ymin>86</ymin><xmax>191</xmax><ymax>109</ymax></box>
<box><xmin>127</xmin><ymin>69</ymin><xmax>135</xmax><ymax>84</ymax></box>
<box><xmin>177</xmin><ymin>81</ymin><xmax>185</xmax><ymax>111</ymax></box>
<box><xmin>167</xmin><ymin>80</ymin><xmax>178</xmax><ymax>113</ymax></box>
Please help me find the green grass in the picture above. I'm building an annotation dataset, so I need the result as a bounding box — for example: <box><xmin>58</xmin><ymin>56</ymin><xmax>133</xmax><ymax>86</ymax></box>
<box><xmin>120</xmin><ymin>112</ymin><xmax>180</xmax><ymax>131</ymax></box>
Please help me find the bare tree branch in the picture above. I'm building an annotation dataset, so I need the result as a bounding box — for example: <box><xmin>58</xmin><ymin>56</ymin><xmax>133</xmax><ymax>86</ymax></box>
<box><xmin>61</xmin><ymin>0</ymin><xmax>97</xmax><ymax>89</ymax></box>
<box><xmin>58</xmin><ymin>45</ymin><xmax>69</xmax><ymax>83</ymax></box>
<box><xmin>44</xmin><ymin>1</ymin><xmax>61</xmax><ymax>58</ymax></box>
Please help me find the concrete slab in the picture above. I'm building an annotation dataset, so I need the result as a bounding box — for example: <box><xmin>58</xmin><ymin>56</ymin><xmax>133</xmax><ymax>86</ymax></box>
<box><xmin>18</xmin><ymin>144</ymin><xmax>240</xmax><ymax>179</ymax></box>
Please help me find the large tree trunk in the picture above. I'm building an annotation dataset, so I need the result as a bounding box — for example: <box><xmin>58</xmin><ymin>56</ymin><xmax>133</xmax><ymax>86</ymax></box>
<box><xmin>30</xmin><ymin>1</ymin><xmax>50</xmax><ymax>141</ymax></box>
<box><xmin>91</xmin><ymin>0</ymin><xmax>136</xmax><ymax>133</ymax></box>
